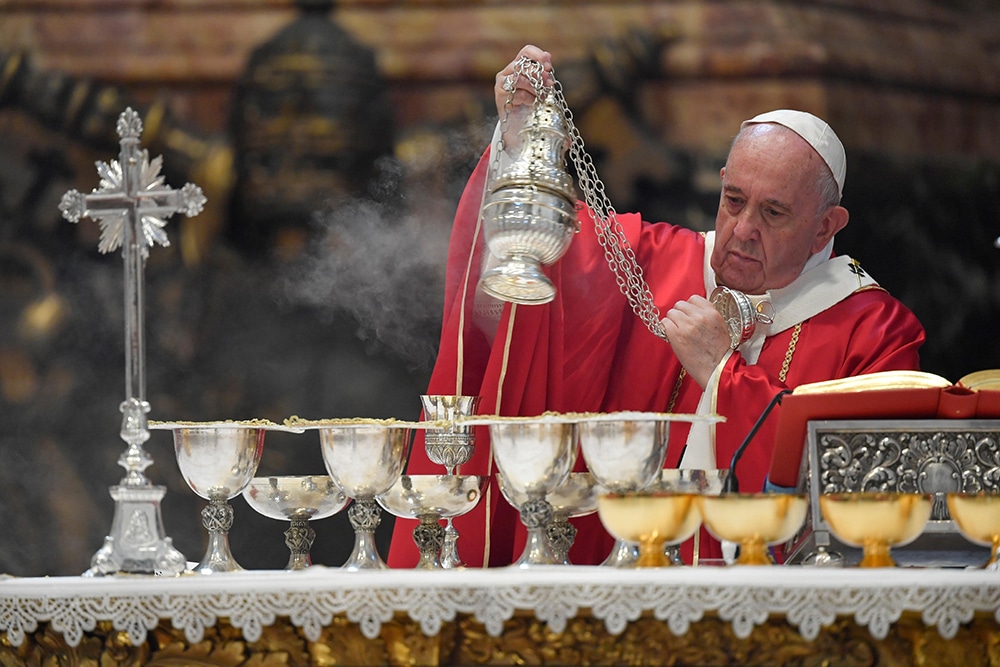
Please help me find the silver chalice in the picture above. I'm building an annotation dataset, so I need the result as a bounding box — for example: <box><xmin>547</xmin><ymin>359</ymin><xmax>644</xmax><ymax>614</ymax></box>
<box><xmin>464</xmin><ymin>414</ymin><xmax>578</xmax><ymax>567</ymax></box>
<box><xmin>242</xmin><ymin>475</ymin><xmax>350</xmax><ymax>570</ymax></box>
<box><xmin>306</xmin><ymin>418</ymin><xmax>412</xmax><ymax>570</ymax></box>
<box><xmin>497</xmin><ymin>471</ymin><xmax>603</xmax><ymax>564</ymax></box>
<box><xmin>376</xmin><ymin>474</ymin><xmax>485</xmax><ymax>569</ymax></box>
<box><xmin>160</xmin><ymin>421</ymin><xmax>283</xmax><ymax>574</ymax></box>
<box><xmin>578</xmin><ymin>412</ymin><xmax>671</xmax><ymax>567</ymax></box>
<box><xmin>420</xmin><ymin>394</ymin><xmax>481</xmax><ymax>568</ymax></box>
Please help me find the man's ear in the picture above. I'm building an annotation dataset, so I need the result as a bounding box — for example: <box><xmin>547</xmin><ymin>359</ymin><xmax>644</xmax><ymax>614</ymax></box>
<box><xmin>812</xmin><ymin>205</ymin><xmax>849</xmax><ymax>254</ymax></box>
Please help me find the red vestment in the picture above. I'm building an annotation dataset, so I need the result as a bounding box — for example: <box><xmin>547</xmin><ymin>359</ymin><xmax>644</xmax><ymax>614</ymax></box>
<box><xmin>387</xmin><ymin>149</ymin><xmax>926</xmax><ymax>568</ymax></box>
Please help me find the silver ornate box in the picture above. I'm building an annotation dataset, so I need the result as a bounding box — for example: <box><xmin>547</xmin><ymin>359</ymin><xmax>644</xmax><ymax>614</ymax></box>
<box><xmin>784</xmin><ymin>419</ymin><xmax>998</xmax><ymax>567</ymax></box>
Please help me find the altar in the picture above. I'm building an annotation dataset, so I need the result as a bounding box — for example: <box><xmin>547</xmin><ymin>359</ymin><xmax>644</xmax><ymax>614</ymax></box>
<box><xmin>2</xmin><ymin>566</ymin><xmax>1000</xmax><ymax>665</ymax></box>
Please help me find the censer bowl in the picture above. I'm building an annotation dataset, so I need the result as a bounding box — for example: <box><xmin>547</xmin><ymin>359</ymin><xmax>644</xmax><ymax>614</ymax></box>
<box><xmin>947</xmin><ymin>492</ymin><xmax>1000</xmax><ymax>570</ymax></box>
<box><xmin>479</xmin><ymin>187</ymin><xmax>578</xmax><ymax>305</ymax></box>
<box><xmin>819</xmin><ymin>492</ymin><xmax>932</xmax><ymax>568</ymax></box>
<box><xmin>698</xmin><ymin>493</ymin><xmax>808</xmax><ymax>565</ymax></box>
<box><xmin>597</xmin><ymin>492</ymin><xmax>701</xmax><ymax>567</ymax></box>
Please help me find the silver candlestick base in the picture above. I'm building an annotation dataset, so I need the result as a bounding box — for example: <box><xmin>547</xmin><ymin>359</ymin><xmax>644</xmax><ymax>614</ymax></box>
<box><xmin>84</xmin><ymin>398</ymin><xmax>186</xmax><ymax>577</ymax></box>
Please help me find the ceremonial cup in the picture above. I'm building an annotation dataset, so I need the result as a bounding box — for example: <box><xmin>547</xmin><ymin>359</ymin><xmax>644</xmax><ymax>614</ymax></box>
<box><xmin>376</xmin><ymin>474</ymin><xmax>485</xmax><ymax>569</ymax></box>
<box><xmin>314</xmin><ymin>420</ymin><xmax>411</xmax><ymax>570</ymax></box>
<box><xmin>578</xmin><ymin>413</ymin><xmax>670</xmax><ymax>566</ymax></box>
<box><xmin>420</xmin><ymin>394</ymin><xmax>481</xmax><ymax>568</ymax></box>
<box><xmin>497</xmin><ymin>471</ymin><xmax>604</xmax><ymax>564</ymax></box>
<box><xmin>698</xmin><ymin>493</ymin><xmax>809</xmax><ymax>565</ymax></box>
<box><xmin>947</xmin><ymin>492</ymin><xmax>1000</xmax><ymax>570</ymax></box>
<box><xmin>819</xmin><ymin>492</ymin><xmax>933</xmax><ymax>567</ymax></box>
<box><xmin>597</xmin><ymin>492</ymin><xmax>702</xmax><ymax>567</ymax></box>
<box><xmin>242</xmin><ymin>475</ymin><xmax>350</xmax><ymax>570</ymax></box>
<box><xmin>168</xmin><ymin>422</ymin><xmax>269</xmax><ymax>574</ymax></box>
<box><xmin>468</xmin><ymin>415</ymin><xmax>578</xmax><ymax>567</ymax></box>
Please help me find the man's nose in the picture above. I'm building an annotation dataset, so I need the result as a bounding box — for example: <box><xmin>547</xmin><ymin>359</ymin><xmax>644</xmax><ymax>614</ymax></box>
<box><xmin>733</xmin><ymin>207</ymin><xmax>761</xmax><ymax>240</ymax></box>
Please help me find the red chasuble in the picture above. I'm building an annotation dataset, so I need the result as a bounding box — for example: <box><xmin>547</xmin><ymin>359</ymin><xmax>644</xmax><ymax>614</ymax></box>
<box><xmin>387</xmin><ymin>148</ymin><xmax>926</xmax><ymax>568</ymax></box>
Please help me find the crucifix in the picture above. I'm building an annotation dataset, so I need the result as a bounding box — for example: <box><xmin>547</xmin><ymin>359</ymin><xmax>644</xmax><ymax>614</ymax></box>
<box><xmin>60</xmin><ymin>106</ymin><xmax>206</xmax><ymax>576</ymax></box>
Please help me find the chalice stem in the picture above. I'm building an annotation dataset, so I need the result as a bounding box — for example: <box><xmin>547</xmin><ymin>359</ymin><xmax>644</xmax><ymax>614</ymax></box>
<box><xmin>859</xmin><ymin>540</ymin><xmax>895</xmax><ymax>568</ymax></box>
<box><xmin>987</xmin><ymin>537</ymin><xmax>1000</xmax><ymax>570</ymax></box>
<box><xmin>196</xmin><ymin>498</ymin><xmax>242</xmax><ymax>573</ymax></box>
<box><xmin>345</xmin><ymin>498</ymin><xmax>388</xmax><ymax>570</ymax></box>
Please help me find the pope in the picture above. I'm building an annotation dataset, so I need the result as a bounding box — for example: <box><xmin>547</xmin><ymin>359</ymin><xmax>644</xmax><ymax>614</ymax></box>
<box><xmin>387</xmin><ymin>44</ymin><xmax>925</xmax><ymax>567</ymax></box>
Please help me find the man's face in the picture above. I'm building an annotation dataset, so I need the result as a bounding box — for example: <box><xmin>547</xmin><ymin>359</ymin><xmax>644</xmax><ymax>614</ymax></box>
<box><xmin>710</xmin><ymin>124</ymin><xmax>843</xmax><ymax>293</ymax></box>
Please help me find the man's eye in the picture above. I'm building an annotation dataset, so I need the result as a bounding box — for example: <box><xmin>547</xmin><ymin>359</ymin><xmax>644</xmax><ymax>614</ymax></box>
<box><xmin>726</xmin><ymin>196</ymin><xmax>743</xmax><ymax>208</ymax></box>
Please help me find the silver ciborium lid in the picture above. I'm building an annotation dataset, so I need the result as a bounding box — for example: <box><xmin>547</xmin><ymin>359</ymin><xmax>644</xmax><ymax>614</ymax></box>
<box><xmin>479</xmin><ymin>94</ymin><xmax>578</xmax><ymax>305</ymax></box>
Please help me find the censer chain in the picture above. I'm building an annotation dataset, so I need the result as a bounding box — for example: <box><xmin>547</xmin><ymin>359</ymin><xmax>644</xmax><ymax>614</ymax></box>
<box><xmin>510</xmin><ymin>56</ymin><xmax>668</xmax><ymax>342</ymax></box>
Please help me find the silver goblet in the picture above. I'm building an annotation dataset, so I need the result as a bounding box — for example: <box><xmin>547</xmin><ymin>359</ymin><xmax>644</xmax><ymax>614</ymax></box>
<box><xmin>312</xmin><ymin>419</ymin><xmax>412</xmax><ymax>570</ymax></box>
<box><xmin>578</xmin><ymin>412</ymin><xmax>671</xmax><ymax>567</ymax></box>
<box><xmin>242</xmin><ymin>475</ymin><xmax>350</xmax><ymax>570</ymax></box>
<box><xmin>166</xmin><ymin>422</ymin><xmax>270</xmax><ymax>574</ymax></box>
<box><xmin>420</xmin><ymin>394</ymin><xmax>481</xmax><ymax>568</ymax></box>
<box><xmin>468</xmin><ymin>415</ymin><xmax>578</xmax><ymax>567</ymax></box>
<box><xmin>376</xmin><ymin>474</ymin><xmax>485</xmax><ymax>569</ymax></box>
<box><xmin>497</xmin><ymin>471</ymin><xmax>603</xmax><ymax>564</ymax></box>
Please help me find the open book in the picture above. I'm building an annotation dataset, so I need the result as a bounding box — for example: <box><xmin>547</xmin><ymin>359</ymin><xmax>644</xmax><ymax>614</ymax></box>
<box><xmin>768</xmin><ymin>369</ymin><xmax>1000</xmax><ymax>488</ymax></box>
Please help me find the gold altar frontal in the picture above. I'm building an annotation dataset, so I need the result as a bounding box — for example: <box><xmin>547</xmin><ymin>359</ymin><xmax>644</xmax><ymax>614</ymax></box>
<box><xmin>4</xmin><ymin>609</ymin><xmax>1000</xmax><ymax>666</ymax></box>
<box><xmin>2</xmin><ymin>567</ymin><xmax>1000</xmax><ymax>666</ymax></box>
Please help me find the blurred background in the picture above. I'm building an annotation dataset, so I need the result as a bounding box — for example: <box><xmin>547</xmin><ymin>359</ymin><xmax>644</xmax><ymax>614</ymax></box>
<box><xmin>0</xmin><ymin>0</ymin><xmax>998</xmax><ymax>576</ymax></box>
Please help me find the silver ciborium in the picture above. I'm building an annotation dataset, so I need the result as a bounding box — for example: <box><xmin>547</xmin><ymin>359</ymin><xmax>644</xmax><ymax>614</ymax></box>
<box><xmin>466</xmin><ymin>414</ymin><xmax>578</xmax><ymax>567</ymax></box>
<box><xmin>306</xmin><ymin>419</ymin><xmax>411</xmax><ymax>570</ymax></box>
<box><xmin>164</xmin><ymin>422</ymin><xmax>272</xmax><ymax>574</ymax></box>
<box><xmin>376</xmin><ymin>474</ymin><xmax>485</xmax><ymax>569</ymax></box>
<box><xmin>420</xmin><ymin>394</ymin><xmax>481</xmax><ymax>568</ymax></box>
<box><xmin>242</xmin><ymin>475</ymin><xmax>350</xmax><ymax>570</ymax></box>
<box><xmin>479</xmin><ymin>93</ymin><xmax>578</xmax><ymax>305</ymax></box>
<box><xmin>578</xmin><ymin>412</ymin><xmax>671</xmax><ymax>567</ymax></box>
<box><xmin>497</xmin><ymin>471</ymin><xmax>603</xmax><ymax>564</ymax></box>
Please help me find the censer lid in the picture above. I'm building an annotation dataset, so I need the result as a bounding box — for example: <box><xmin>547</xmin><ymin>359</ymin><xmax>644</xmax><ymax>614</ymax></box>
<box><xmin>489</xmin><ymin>96</ymin><xmax>576</xmax><ymax>200</ymax></box>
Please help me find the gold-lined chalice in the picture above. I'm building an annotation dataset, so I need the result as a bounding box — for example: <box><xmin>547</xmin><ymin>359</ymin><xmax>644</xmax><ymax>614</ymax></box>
<box><xmin>820</xmin><ymin>492</ymin><xmax>933</xmax><ymax>567</ymax></box>
<box><xmin>597</xmin><ymin>492</ymin><xmax>701</xmax><ymax>567</ymax></box>
<box><xmin>578</xmin><ymin>413</ymin><xmax>670</xmax><ymax>567</ymax></box>
<box><xmin>376</xmin><ymin>474</ymin><xmax>485</xmax><ymax>569</ymax></box>
<box><xmin>497</xmin><ymin>471</ymin><xmax>604</xmax><ymax>564</ymax></box>
<box><xmin>242</xmin><ymin>475</ymin><xmax>350</xmax><ymax>570</ymax></box>
<box><xmin>698</xmin><ymin>494</ymin><xmax>808</xmax><ymax>565</ymax></box>
<box><xmin>946</xmin><ymin>492</ymin><xmax>1000</xmax><ymax>569</ymax></box>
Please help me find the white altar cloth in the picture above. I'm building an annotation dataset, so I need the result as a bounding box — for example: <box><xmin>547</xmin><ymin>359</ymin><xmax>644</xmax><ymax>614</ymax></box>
<box><xmin>1</xmin><ymin>566</ymin><xmax>998</xmax><ymax>648</ymax></box>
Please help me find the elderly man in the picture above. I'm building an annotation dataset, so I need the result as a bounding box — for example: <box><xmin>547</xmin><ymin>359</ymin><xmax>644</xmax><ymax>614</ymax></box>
<box><xmin>387</xmin><ymin>45</ymin><xmax>925</xmax><ymax>568</ymax></box>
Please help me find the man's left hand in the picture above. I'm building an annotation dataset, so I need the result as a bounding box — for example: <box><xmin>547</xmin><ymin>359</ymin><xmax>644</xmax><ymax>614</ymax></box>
<box><xmin>660</xmin><ymin>295</ymin><xmax>733</xmax><ymax>388</ymax></box>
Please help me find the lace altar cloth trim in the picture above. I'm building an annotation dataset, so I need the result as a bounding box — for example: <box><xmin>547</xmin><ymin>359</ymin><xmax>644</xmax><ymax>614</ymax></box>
<box><xmin>1</xmin><ymin>566</ymin><xmax>998</xmax><ymax>648</ymax></box>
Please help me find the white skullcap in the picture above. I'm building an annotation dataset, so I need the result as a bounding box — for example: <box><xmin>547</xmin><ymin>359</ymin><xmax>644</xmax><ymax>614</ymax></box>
<box><xmin>741</xmin><ymin>109</ymin><xmax>846</xmax><ymax>197</ymax></box>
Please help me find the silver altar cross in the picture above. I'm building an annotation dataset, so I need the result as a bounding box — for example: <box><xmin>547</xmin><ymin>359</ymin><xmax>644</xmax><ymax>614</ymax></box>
<box><xmin>60</xmin><ymin>106</ymin><xmax>206</xmax><ymax>576</ymax></box>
